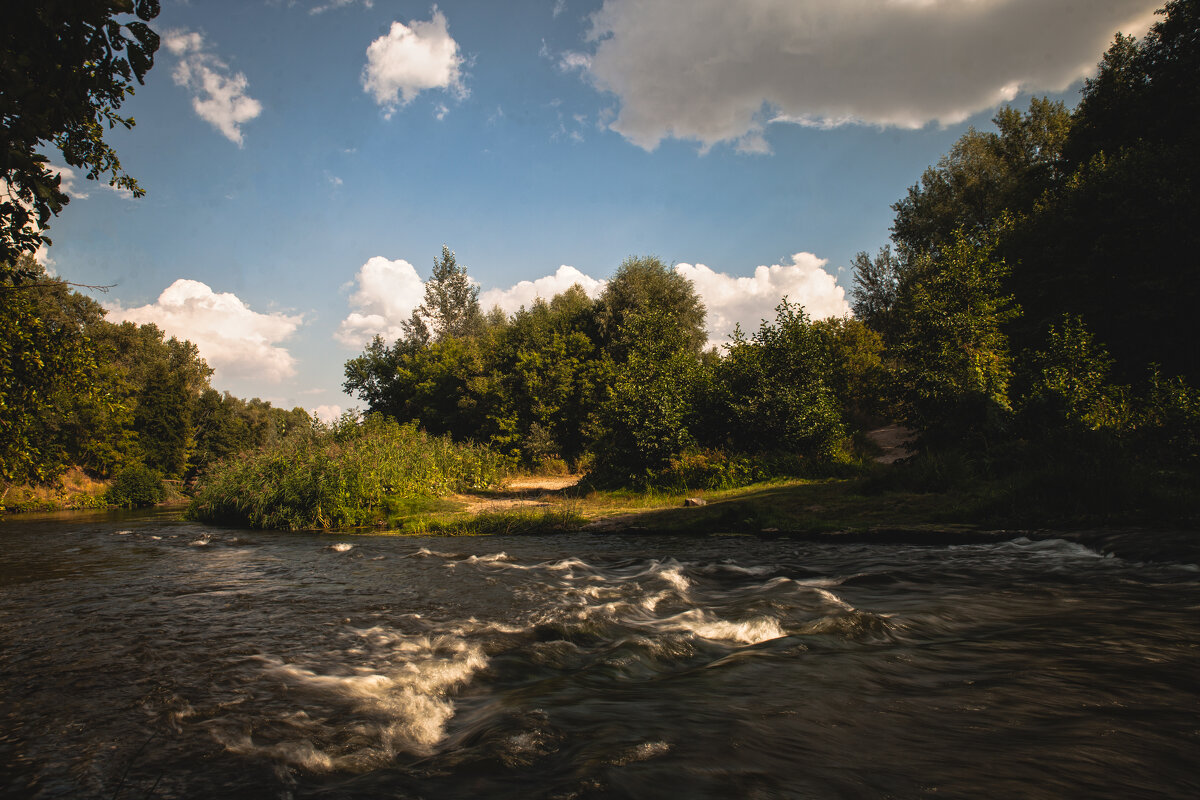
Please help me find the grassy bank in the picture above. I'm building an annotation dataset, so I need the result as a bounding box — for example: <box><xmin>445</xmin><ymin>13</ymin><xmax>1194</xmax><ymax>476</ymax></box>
<box><xmin>0</xmin><ymin>468</ymin><xmax>112</xmax><ymax>513</ymax></box>
<box><xmin>366</xmin><ymin>447</ymin><xmax>1200</xmax><ymax>537</ymax></box>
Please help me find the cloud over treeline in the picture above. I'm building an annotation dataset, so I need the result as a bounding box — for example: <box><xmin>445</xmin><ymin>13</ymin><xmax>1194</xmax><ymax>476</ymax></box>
<box><xmin>583</xmin><ymin>0</ymin><xmax>1158</xmax><ymax>151</ymax></box>
<box><xmin>106</xmin><ymin>280</ymin><xmax>303</xmax><ymax>383</ymax></box>
<box><xmin>337</xmin><ymin>254</ymin><xmax>849</xmax><ymax>350</ymax></box>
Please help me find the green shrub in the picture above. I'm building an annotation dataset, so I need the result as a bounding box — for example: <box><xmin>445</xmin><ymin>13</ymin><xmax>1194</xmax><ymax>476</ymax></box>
<box><xmin>186</xmin><ymin>414</ymin><xmax>512</xmax><ymax>530</ymax></box>
<box><xmin>655</xmin><ymin>449</ymin><xmax>766</xmax><ymax>491</ymax></box>
<box><xmin>105</xmin><ymin>464</ymin><xmax>166</xmax><ymax>508</ymax></box>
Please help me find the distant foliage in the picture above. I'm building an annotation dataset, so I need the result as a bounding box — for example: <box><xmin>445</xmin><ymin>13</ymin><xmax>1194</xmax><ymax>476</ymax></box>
<box><xmin>344</xmin><ymin>249</ymin><xmax>860</xmax><ymax>489</ymax></box>
<box><xmin>187</xmin><ymin>414</ymin><xmax>512</xmax><ymax>530</ymax></box>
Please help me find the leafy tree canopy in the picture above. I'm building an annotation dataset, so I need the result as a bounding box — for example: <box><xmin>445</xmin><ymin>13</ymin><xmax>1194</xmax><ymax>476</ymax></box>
<box><xmin>596</xmin><ymin>256</ymin><xmax>707</xmax><ymax>358</ymax></box>
<box><xmin>1</xmin><ymin>0</ymin><xmax>160</xmax><ymax>277</ymax></box>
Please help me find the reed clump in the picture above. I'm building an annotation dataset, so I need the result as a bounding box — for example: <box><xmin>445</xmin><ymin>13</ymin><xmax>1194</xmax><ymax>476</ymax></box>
<box><xmin>186</xmin><ymin>414</ymin><xmax>512</xmax><ymax>530</ymax></box>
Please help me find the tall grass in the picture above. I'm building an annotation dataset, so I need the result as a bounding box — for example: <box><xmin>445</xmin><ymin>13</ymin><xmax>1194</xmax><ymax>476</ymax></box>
<box><xmin>186</xmin><ymin>414</ymin><xmax>512</xmax><ymax>530</ymax></box>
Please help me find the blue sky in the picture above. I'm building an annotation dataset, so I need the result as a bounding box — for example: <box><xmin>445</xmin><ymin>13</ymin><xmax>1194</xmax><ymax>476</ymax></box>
<box><xmin>39</xmin><ymin>0</ymin><xmax>1160</xmax><ymax>420</ymax></box>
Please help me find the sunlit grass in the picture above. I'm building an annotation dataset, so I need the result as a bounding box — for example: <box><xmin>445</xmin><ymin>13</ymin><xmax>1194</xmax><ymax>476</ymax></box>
<box><xmin>186</xmin><ymin>415</ymin><xmax>512</xmax><ymax>530</ymax></box>
<box><xmin>1</xmin><ymin>468</ymin><xmax>111</xmax><ymax>513</ymax></box>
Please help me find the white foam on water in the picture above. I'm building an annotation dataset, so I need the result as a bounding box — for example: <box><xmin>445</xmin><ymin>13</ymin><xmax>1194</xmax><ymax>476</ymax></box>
<box><xmin>449</xmin><ymin>617</ymin><xmax>528</xmax><ymax>636</ymax></box>
<box><xmin>412</xmin><ymin>546</ymin><xmax>455</xmax><ymax>559</ymax></box>
<box><xmin>813</xmin><ymin>587</ymin><xmax>856</xmax><ymax>612</ymax></box>
<box><xmin>792</xmin><ymin>576</ymin><xmax>847</xmax><ymax>588</ymax></box>
<box><xmin>220</xmin><ymin>734</ymin><xmax>335</xmax><ymax>773</ymax></box>
<box><xmin>658</xmin><ymin>609</ymin><xmax>785</xmax><ymax>644</ymax></box>
<box><xmin>218</xmin><ymin>630</ymin><xmax>488</xmax><ymax>771</ymax></box>
<box><xmin>114</xmin><ymin>530</ymin><xmax>132</xmax><ymax>535</ymax></box>
<box><xmin>189</xmin><ymin>536</ymin><xmax>212</xmax><ymax>547</ymax></box>
<box><xmin>656</xmin><ymin>565</ymin><xmax>691</xmax><ymax>594</ymax></box>
<box><xmin>464</xmin><ymin>552</ymin><xmax>511</xmax><ymax>564</ymax></box>
<box><xmin>545</xmin><ymin>557</ymin><xmax>593</xmax><ymax>573</ymax></box>
<box><xmin>328</xmin><ymin>543</ymin><xmax>354</xmax><ymax>553</ymax></box>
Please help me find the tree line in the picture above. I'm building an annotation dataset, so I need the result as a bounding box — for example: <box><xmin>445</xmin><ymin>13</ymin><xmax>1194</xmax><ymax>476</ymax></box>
<box><xmin>852</xmin><ymin>0</ymin><xmax>1198</xmax><ymax>461</ymax></box>
<box><xmin>1</xmin><ymin>255</ymin><xmax>310</xmax><ymax>498</ymax></box>
<box><xmin>346</xmin><ymin>1</ymin><xmax>1199</xmax><ymax>494</ymax></box>
<box><xmin>343</xmin><ymin>247</ymin><xmax>884</xmax><ymax>488</ymax></box>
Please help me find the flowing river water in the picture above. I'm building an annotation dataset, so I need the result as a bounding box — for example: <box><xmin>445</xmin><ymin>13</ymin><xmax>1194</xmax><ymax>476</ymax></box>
<box><xmin>1</xmin><ymin>510</ymin><xmax>1197</xmax><ymax>799</ymax></box>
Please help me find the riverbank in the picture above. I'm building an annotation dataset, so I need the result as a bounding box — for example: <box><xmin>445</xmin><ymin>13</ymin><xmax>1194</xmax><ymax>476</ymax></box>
<box><xmin>0</xmin><ymin>468</ymin><xmax>111</xmax><ymax>513</ymax></box>
<box><xmin>0</xmin><ymin>467</ymin><xmax>192</xmax><ymax>514</ymax></box>
<box><xmin>372</xmin><ymin>453</ymin><xmax>1198</xmax><ymax>546</ymax></box>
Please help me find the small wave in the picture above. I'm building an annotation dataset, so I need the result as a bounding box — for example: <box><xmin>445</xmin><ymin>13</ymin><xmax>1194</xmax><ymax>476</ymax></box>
<box><xmin>659</xmin><ymin>609</ymin><xmax>785</xmax><ymax>644</ymax></box>
<box><xmin>412</xmin><ymin>546</ymin><xmax>456</xmax><ymax>559</ymax></box>
<box><xmin>464</xmin><ymin>552</ymin><xmax>512</xmax><ymax>564</ymax></box>
<box><xmin>696</xmin><ymin>562</ymin><xmax>774</xmax><ymax>577</ymax></box>
<box><xmin>328</xmin><ymin>543</ymin><xmax>354</xmax><ymax>553</ymax></box>
<box><xmin>813</xmin><ymin>587</ymin><xmax>856</xmax><ymax>612</ymax></box>
<box><xmin>656</xmin><ymin>565</ymin><xmax>691</xmax><ymax>594</ymax></box>
<box><xmin>189</xmin><ymin>536</ymin><xmax>212</xmax><ymax>547</ymax></box>
<box><xmin>608</xmin><ymin>740</ymin><xmax>671</xmax><ymax>766</ymax></box>
<box><xmin>113</xmin><ymin>529</ymin><xmax>132</xmax><ymax>536</ymax></box>
<box><xmin>223</xmin><ymin>633</ymin><xmax>489</xmax><ymax>771</ymax></box>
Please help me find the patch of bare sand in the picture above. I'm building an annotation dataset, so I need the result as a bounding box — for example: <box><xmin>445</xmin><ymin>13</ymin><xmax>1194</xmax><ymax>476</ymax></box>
<box><xmin>507</xmin><ymin>476</ymin><xmax>581</xmax><ymax>491</ymax></box>
<box><xmin>865</xmin><ymin>425</ymin><xmax>917</xmax><ymax>464</ymax></box>
<box><xmin>456</xmin><ymin>475</ymin><xmax>581</xmax><ymax>514</ymax></box>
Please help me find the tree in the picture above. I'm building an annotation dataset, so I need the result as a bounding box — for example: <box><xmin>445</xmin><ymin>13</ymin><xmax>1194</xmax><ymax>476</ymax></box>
<box><xmin>893</xmin><ymin>222</ymin><xmax>1020</xmax><ymax>442</ymax></box>
<box><xmin>0</xmin><ymin>256</ymin><xmax>99</xmax><ymax>484</ymax></box>
<box><xmin>415</xmin><ymin>245</ymin><xmax>483</xmax><ymax>342</ymax></box>
<box><xmin>1</xmin><ymin>1</ymin><xmax>161</xmax><ymax>276</ymax></box>
<box><xmin>711</xmin><ymin>300</ymin><xmax>845</xmax><ymax>460</ymax></box>
<box><xmin>850</xmin><ymin>245</ymin><xmax>902</xmax><ymax>338</ymax></box>
<box><xmin>1020</xmin><ymin>314</ymin><xmax>1121</xmax><ymax>432</ymax></box>
<box><xmin>488</xmin><ymin>289</ymin><xmax>607</xmax><ymax>467</ymax></box>
<box><xmin>812</xmin><ymin>316</ymin><xmax>890</xmax><ymax>422</ymax></box>
<box><xmin>1012</xmin><ymin>0</ymin><xmax>1200</xmax><ymax>381</ymax></box>
<box><xmin>890</xmin><ymin>98</ymin><xmax>1070</xmax><ymax>259</ymax></box>
<box><xmin>591</xmin><ymin>310</ymin><xmax>701</xmax><ymax>486</ymax></box>
<box><xmin>595</xmin><ymin>256</ymin><xmax>707</xmax><ymax>359</ymax></box>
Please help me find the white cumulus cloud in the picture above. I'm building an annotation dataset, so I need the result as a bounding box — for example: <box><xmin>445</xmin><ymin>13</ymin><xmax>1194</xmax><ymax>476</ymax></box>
<box><xmin>165</xmin><ymin>29</ymin><xmax>262</xmax><ymax>146</ymax></box>
<box><xmin>362</xmin><ymin>8</ymin><xmax>467</xmax><ymax>116</ymax></box>
<box><xmin>310</xmin><ymin>404</ymin><xmax>345</xmax><ymax>424</ymax></box>
<box><xmin>107</xmin><ymin>280</ymin><xmax>303</xmax><ymax>383</ymax></box>
<box><xmin>336</xmin><ymin>256</ymin><xmax>427</xmax><ymax>347</ymax></box>
<box><xmin>584</xmin><ymin>0</ymin><xmax>1158</xmax><ymax>151</ymax></box>
<box><xmin>338</xmin><ymin>253</ymin><xmax>849</xmax><ymax>351</ymax></box>
<box><xmin>480</xmin><ymin>265</ymin><xmax>606</xmax><ymax>314</ymax></box>
<box><xmin>675</xmin><ymin>254</ymin><xmax>850</xmax><ymax>349</ymax></box>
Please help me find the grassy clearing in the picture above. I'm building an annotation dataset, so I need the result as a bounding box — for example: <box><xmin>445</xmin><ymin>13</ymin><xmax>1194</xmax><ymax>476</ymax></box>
<box><xmin>356</xmin><ymin>472</ymin><xmax>981</xmax><ymax>538</ymax></box>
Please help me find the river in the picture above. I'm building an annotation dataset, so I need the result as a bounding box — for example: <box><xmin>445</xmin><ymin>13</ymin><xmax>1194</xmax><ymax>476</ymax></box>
<box><xmin>1</xmin><ymin>510</ymin><xmax>1197</xmax><ymax>799</ymax></box>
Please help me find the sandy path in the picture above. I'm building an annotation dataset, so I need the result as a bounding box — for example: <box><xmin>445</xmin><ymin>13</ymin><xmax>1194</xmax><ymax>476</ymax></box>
<box><xmin>865</xmin><ymin>425</ymin><xmax>917</xmax><ymax>464</ymax></box>
<box><xmin>456</xmin><ymin>475</ymin><xmax>581</xmax><ymax>513</ymax></box>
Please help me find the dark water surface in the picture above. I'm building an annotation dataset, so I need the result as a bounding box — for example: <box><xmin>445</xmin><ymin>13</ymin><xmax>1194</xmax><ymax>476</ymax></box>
<box><xmin>1</xmin><ymin>511</ymin><xmax>1197</xmax><ymax>799</ymax></box>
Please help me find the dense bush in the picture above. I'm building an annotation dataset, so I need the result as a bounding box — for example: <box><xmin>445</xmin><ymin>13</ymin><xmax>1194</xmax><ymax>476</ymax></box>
<box><xmin>186</xmin><ymin>414</ymin><xmax>512</xmax><ymax>530</ymax></box>
<box><xmin>105</xmin><ymin>464</ymin><xmax>166</xmax><ymax>508</ymax></box>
